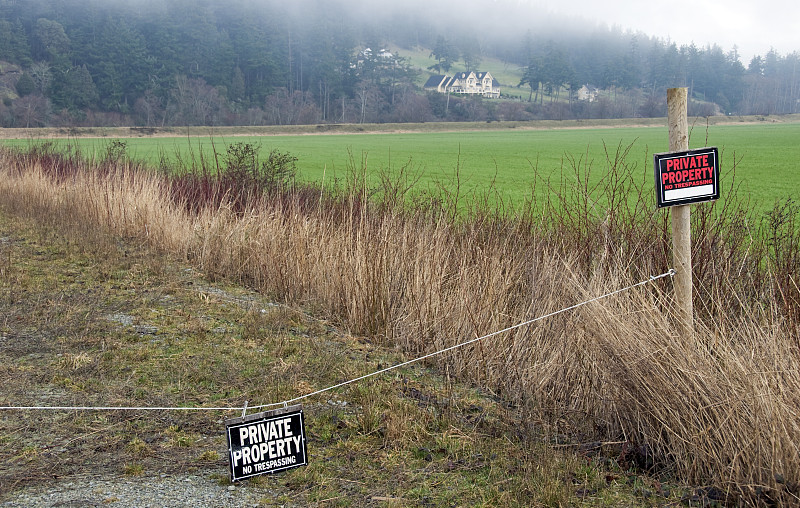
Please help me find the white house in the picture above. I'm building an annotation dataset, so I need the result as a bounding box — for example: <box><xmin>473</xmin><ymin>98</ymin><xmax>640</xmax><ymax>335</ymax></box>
<box><xmin>360</xmin><ymin>48</ymin><xmax>395</xmax><ymax>62</ymax></box>
<box><xmin>424</xmin><ymin>71</ymin><xmax>501</xmax><ymax>98</ymax></box>
<box><xmin>577</xmin><ymin>84</ymin><xmax>599</xmax><ymax>102</ymax></box>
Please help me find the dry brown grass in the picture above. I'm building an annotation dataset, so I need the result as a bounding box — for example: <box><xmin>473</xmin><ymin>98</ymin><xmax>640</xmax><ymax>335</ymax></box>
<box><xmin>1</xmin><ymin>142</ymin><xmax>798</xmax><ymax>504</ymax></box>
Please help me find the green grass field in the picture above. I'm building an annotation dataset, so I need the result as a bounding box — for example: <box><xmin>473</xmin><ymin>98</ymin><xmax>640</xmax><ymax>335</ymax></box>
<box><xmin>3</xmin><ymin>120</ymin><xmax>798</xmax><ymax>215</ymax></box>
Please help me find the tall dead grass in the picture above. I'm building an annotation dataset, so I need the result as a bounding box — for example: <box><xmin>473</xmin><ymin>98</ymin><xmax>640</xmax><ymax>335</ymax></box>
<box><xmin>1</xmin><ymin>141</ymin><xmax>798</xmax><ymax>503</ymax></box>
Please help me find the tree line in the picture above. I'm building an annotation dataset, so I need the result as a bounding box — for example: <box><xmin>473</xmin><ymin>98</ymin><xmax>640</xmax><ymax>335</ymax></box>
<box><xmin>0</xmin><ymin>0</ymin><xmax>798</xmax><ymax>128</ymax></box>
<box><xmin>515</xmin><ymin>32</ymin><xmax>800</xmax><ymax>118</ymax></box>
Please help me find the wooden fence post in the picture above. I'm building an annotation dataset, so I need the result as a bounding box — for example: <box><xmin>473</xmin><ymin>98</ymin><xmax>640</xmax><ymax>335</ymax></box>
<box><xmin>667</xmin><ymin>87</ymin><xmax>694</xmax><ymax>338</ymax></box>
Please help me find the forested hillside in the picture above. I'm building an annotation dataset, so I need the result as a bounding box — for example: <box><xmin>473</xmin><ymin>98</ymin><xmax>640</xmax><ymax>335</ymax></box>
<box><xmin>1</xmin><ymin>0</ymin><xmax>798</xmax><ymax>127</ymax></box>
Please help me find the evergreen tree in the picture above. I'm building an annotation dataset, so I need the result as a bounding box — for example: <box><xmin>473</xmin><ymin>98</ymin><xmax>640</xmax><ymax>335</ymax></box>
<box><xmin>519</xmin><ymin>56</ymin><xmax>543</xmax><ymax>103</ymax></box>
<box><xmin>460</xmin><ymin>36</ymin><xmax>482</xmax><ymax>72</ymax></box>
<box><xmin>15</xmin><ymin>72</ymin><xmax>35</xmax><ymax>97</ymax></box>
<box><xmin>32</xmin><ymin>18</ymin><xmax>70</xmax><ymax>61</ymax></box>
<box><xmin>429</xmin><ymin>36</ymin><xmax>459</xmax><ymax>73</ymax></box>
<box><xmin>0</xmin><ymin>19</ymin><xmax>31</xmax><ymax>65</ymax></box>
<box><xmin>88</xmin><ymin>17</ymin><xmax>149</xmax><ymax>111</ymax></box>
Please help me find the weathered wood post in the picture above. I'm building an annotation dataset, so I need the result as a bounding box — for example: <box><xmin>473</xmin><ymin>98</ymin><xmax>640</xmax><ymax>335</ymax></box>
<box><xmin>667</xmin><ymin>87</ymin><xmax>694</xmax><ymax>338</ymax></box>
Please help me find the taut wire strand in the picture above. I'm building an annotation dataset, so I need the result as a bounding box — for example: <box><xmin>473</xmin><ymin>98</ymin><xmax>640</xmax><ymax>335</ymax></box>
<box><xmin>0</xmin><ymin>270</ymin><xmax>674</xmax><ymax>413</ymax></box>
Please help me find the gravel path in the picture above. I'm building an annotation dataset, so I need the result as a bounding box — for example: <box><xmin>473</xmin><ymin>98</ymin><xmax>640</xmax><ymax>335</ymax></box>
<box><xmin>1</xmin><ymin>473</ymin><xmax>280</xmax><ymax>507</ymax></box>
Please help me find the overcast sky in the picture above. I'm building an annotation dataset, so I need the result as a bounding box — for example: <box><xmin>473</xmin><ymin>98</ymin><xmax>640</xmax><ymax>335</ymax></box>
<box><xmin>533</xmin><ymin>0</ymin><xmax>798</xmax><ymax>64</ymax></box>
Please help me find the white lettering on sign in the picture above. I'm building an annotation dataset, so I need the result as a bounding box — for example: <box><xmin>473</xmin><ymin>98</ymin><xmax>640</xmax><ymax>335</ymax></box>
<box><xmin>654</xmin><ymin>147</ymin><xmax>720</xmax><ymax>208</ymax></box>
<box><xmin>238</xmin><ymin>417</ymin><xmax>293</xmax><ymax>446</ymax></box>
<box><xmin>226</xmin><ymin>407</ymin><xmax>308</xmax><ymax>481</ymax></box>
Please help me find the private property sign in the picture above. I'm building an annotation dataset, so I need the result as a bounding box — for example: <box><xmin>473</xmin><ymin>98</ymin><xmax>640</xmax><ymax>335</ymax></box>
<box><xmin>654</xmin><ymin>147</ymin><xmax>719</xmax><ymax>208</ymax></box>
<box><xmin>225</xmin><ymin>405</ymin><xmax>308</xmax><ymax>481</ymax></box>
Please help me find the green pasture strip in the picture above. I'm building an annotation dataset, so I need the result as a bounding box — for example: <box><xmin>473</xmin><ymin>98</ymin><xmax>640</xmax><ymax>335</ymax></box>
<box><xmin>2</xmin><ymin>122</ymin><xmax>798</xmax><ymax>215</ymax></box>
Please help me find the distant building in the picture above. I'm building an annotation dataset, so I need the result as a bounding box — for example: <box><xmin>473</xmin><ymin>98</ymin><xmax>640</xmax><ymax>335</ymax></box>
<box><xmin>359</xmin><ymin>48</ymin><xmax>395</xmax><ymax>62</ymax></box>
<box><xmin>577</xmin><ymin>84</ymin><xmax>599</xmax><ymax>102</ymax></box>
<box><xmin>424</xmin><ymin>71</ymin><xmax>501</xmax><ymax>98</ymax></box>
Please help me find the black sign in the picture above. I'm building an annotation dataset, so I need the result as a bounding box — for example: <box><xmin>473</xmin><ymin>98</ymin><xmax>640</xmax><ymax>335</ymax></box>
<box><xmin>225</xmin><ymin>405</ymin><xmax>308</xmax><ymax>481</ymax></box>
<box><xmin>654</xmin><ymin>147</ymin><xmax>720</xmax><ymax>208</ymax></box>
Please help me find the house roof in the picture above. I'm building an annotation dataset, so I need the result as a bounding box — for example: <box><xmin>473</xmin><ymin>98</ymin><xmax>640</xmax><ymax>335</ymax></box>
<box><xmin>452</xmin><ymin>71</ymin><xmax>494</xmax><ymax>80</ymax></box>
<box><xmin>423</xmin><ymin>75</ymin><xmax>448</xmax><ymax>88</ymax></box>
